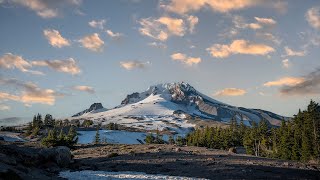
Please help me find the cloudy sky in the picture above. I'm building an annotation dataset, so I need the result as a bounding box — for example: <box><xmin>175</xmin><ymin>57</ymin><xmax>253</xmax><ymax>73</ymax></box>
<box><xmin>0</xmin><ymin>0</ymin><xmax>320</xmax><ymax>122</ymax></box>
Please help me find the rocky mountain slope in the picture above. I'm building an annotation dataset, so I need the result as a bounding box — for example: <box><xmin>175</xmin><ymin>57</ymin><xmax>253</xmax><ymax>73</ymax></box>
<box><xmin>70</xmin><ymin>82</ymin><xmax>288</xmax><ymax>134</ymax></box>
<box><xmin>72</xmin><ymin>103</ymin><xmax>107</xmax><ymax>117</ymax></box>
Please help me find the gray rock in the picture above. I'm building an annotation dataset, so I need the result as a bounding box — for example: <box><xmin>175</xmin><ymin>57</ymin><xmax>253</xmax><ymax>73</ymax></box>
<box><xmin>54</xmin><ymin>146</ymin><xmax>72</xmax><ymax>167</ymax></box>
<box><xmin>0</xmin><ymin>153</ymin><xmax>17</xmax><ymax>165</ymax></box>
<box><xmin>39</xmin><ymin>146</ymin><xmax>72</xmax><ymax>168</ymax></box>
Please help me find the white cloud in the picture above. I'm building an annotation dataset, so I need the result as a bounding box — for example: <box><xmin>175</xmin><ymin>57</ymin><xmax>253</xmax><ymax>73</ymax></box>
<box><xmin>171</xmin><ymin>53</ymin><xmax>201</xmax><ymax>66</ymax></box>
<box><xmin>79</xmin><ymin>33</ymin><xmax>104</xmax><ymax>52</ymax></box>
<box><xmin>254</xmin><ymin>17</ymin><xmax>277</xmax><ymax>25</ymax></box>
<box><xmin>43</xmin><ymin>29</ymin><xmax>70</xmax><ymax>48</ymax></box>
<box><xmin>207</xmin><ymin>39</ymin><xmax>274</xmax><ymax>58</ymax></box>
<box><xmin>162</xmin><ymin>0</ymin><xmax>258</xmax><ymax>14</ymax></box>
<box><xmin>263</xmin><ymin>77</ymin><xmax>305</xmax><ymax>87</ymax></box>
<box><xmin>0</xmin><ymin>78</ymin><xmax>63</xmax><ymax>105</ymax></box>
<box><xmin>10</xmin><ymin>0</ymin><xmax>81</xmax><ymax>18</ymax></box>
<box><xmin>306</xmin><ymin>7</ymin><xmax>320</xmax><ymax>30</ymax></box>
<box><xmin>72</xmin><ymin>85</ymin><xmax>95</xmax><ymax>94</ymax></box>
<box><xmin>284</xmin><ymin>46</ymin><xmax>306</xmax><ymax>57</ymax></box>
<box><xmin>256</xmin><ymin>32</ymin><xmax>281</xmax><ymax>45</ymax></box>
<box><xmin>120</xmin><ymin>61</ymin><xmax>150</xmax><ymax>70</ymax></box>
<box><xmin>106</xmin><ymin>29</ymin><xmax>123</xmax><ymax>39</ymax></box>
<box><xmin>187</xmin><ymin>15</ymin><xmax>199</xmax><ymax>33</ymax></box>
<box><xmin>88</xmin><ymin>19</ymin><xmax>106</xmax><ymax>29</ymax></box>
<box><xmin>0</xmin><ymin>53</ymin><xmax>43</xmax><ymax>75</ymax></box>
<box><xmin>32</xmin><ymin>58</ymin><xmax>81</xmax><ymax>75</ymax></box>
<box><xmin>148</xmin><ymin>42</ymin><xmax>167</xmax><ymax>49</ymax></box>
<box><xmin>0</xmin><ymin>104</ymin><xmax>10</xmax><ymax>111</ymax></box>
<box><xmin>214</xmin><ymin>88</ymin><xmax>246</xmax><ymax>96</ymax></box>
<box><xmin>157</xmin><ymin>16</ymin><xmax>185</xmax><ymax>36</ymax></box>
<box><xmin>138</xmin><ymin>16</ymin><xmax>194</xmax><ymax>41</ymax></box>
<box><xmin>282</xmin><ymin>59</ymin><xmax>290</xmax><ymax>69</ymax></box>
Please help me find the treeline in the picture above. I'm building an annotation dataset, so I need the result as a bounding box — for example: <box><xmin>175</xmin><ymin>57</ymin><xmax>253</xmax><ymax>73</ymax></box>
<box><xmin>26</xmin><ymin>114</ymin><xmax>55</xmax><ymax>136</ymax></box>
<box><xmin>145</xmin><ymin>130</ymin><xmax>186</xmax><ymax>146</ymax></box>
<box><xmin>186</xmin><ymin>100</ymin><xmax>320</xmax><ymax>162</ymax></box>
<box><xmin>41</xmin><ymin>127</ymin><xmax>78</xmax><ymax>148</ymax></box>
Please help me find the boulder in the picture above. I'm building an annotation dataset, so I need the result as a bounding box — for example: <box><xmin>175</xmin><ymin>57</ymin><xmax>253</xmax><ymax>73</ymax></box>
<box><xmin>39</xmin><ymin>146</ymin><xmax>72</xmax><ymax>168</ymax></box>
<box><xmin>228</xmin><ymin>147</ymin><xmax>237</xmax><ymax>154</ymax></box>
<box><xmin>54</xmin><ymin>146</ymin><xmax>72</xmax><ymax>167</ymax></box>
<box><xmin>0</xmin><ymin>153</ymin><xmax>17</xmax><ymax>165</ymax></box>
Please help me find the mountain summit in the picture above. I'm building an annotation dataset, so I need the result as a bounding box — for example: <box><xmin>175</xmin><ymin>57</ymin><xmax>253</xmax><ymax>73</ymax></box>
<box><xmin>72</xmin><ymin>103</ymin><xmax>106</xmax><ymax>117</ymax></box>
<box><xmin>71</xmin><ymin>82</ymin><xmax>287</xmax><ymax>133</ymax></box>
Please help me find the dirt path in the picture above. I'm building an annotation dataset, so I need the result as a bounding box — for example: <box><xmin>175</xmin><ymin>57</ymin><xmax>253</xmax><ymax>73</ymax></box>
<box><xmin>71</xmin><ymin>144</ymin><xmax>320</xmax><ymax>179</ymax></box>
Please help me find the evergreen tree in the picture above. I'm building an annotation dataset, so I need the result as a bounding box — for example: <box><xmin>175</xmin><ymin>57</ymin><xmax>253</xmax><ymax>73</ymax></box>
<box><xmin>41</xmin><ymin>129</ymin><xmax>58</xmax><ymax>147</ymax></box>
<box><xmin>168</xmin><ymin>135</ymin><xmax>175</xmax><ymax>144</ymax></box>
<box><xmin>44</xmin><ymin>114</ymin><xmax>53</xmax><ymax>126</ymax></box>
<box><xmin>58</xmin><ymin>129</ymin><xmax>66</xmax><ymax>145</ymax></box>
<box><xmin>145</xmin><ymin>133</ymin><xmax>155</xmax><ymax>144</ymax></box>
<box><xmin>26</xmin><ymin>122</ymin><xmax>33</xmax><ymax>135</ymax></box>
<box><xmin>94</xmin><ymin>127</ymin><xmax>100</xmax><ymax>144</ymax></box>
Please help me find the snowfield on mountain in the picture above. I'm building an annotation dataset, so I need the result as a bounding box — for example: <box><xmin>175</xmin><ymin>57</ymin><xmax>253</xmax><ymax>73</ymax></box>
<box><xmin>70</xmin><ymin>82</ymin><xmax>288</xmax><ymax>134</ymax></box>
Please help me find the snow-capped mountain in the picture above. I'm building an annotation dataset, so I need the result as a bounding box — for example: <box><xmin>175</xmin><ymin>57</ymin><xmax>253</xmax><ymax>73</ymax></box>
<box><xmin>70</xmin><ymin>82</ymin><xmax>287</xmax><ymax>134</ymax></box>
<box><xmin>72</xmin><ymin>103</ymin><xmax>107</xmax><ymax>117</ymax></box>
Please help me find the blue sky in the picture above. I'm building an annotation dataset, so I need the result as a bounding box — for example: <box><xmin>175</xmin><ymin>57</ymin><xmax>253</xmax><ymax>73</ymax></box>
<box><xmin>0</xmin><ymin>0</ymin><xmax>320</xmax><ymax>123</ymax></box>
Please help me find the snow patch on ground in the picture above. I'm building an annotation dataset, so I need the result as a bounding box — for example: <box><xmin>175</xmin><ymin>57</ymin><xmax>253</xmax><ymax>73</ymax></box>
<box><xmin>77</xmin><ymin>130</ymin><xmax>182</xmax><ymax>144</ymax></box>
<box><xmin>77</xmin><ymin>130</ymin><xmax>147</xmax><ymax>144</ymax></box>
<box><xmin>0</xmin><ymin>132</ymin><xmax>26</xmax><ymax>142</ymax></box>
<box><xmin>59</xmin><ymin>170</ymin><xmax>207</xmax><ymax>180</ymax></box>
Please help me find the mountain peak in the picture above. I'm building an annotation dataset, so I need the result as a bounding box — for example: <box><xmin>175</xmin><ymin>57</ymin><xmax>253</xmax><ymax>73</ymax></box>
<box><xmin>72</xmin><ymin>103</ymin><xmax>106</xmax><ymax>117</ymax></box>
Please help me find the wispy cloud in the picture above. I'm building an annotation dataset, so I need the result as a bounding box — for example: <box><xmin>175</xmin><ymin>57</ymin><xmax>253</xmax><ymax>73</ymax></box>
<box><xmin>171</xmin><ymin>53</ymin><xmax>201</xmax><ymax>66</ymax></box>
<box><xmin>254</xmin><ymin>17</ymin><xmax>277</xmax><ymax>26</ymax></box>
<box><xmin>214</xmin><ymin>88</ymin><xmax>246</xmax><ymax>96</ymax></box>
<box><xmin>9</xmin><ymin>0</ymin><xmax>81</xmax><ymax>18</ymax></box>
<box><xmin>263</xmin><ymin>77</ymin><xmax>305</xmax><ymax>87</ymax></box>
<box><xmin>88</xmin><ymin>19</ymin><xmax>106</xmax><ymax>29</ymax></box>
<box><xmin>106</xmin><ymin>29</ymin><xmax>123</xmax><ymax>39</ymax></box>
<box><xmin>207</xmin><ymin>39</ymin><xmax>274</xmax><ymax>58</ymax></box>
<box><xmin>306</xmin><ymin>7</ymin><xmax>320</xmax><ymax>30</ymax></box>
<box><xmin>138</xmin><ymin>16</ymin><xmax>185</xmax><ymax>41</ymax></box>
<box><xmin>0</xmin><ymin>53</ymin><xmax>43</xmax><ymax>75</ymax></box>
<box><xmin>0</xmin><ymin>104</ymin><xmax>10</xmax><ymax>111</ymax></box>
<box><xmin>43</xmin><ymin>29</ymin><xmax>70</xmax><ymax>48</ymax></box>
<box><xmin>161</xmin><ymin>0</ymin><xmax>258</xmax><ymax>14</ymax></box>
<box><xmin>187</xmin><ymin>15</ymin><xmax>199</xmax><ymax>33</ymax></box>
<box><xmin>79</xmin><ymin>33</ymin><xmax>104</xmax><ymax>52</ymax></box>
<box><xmin>148</xmin><ymin>42</ymin><xmax>167</xmax><ymax>49</ymax></box>
<box><xmin>0</xmin><ymin>77</ymin><xmax>63</xmax><ymax>105</ymax></box>
<box><xmin>72</xmin><ymin>85</ymin><xmax>95</xmax><ymax>94</ymax></box>
<box><xmin>283</xmin><ymin>46</ymin><xmax>306</xmax><ymax>57</ymax></box>
<box><xmin>120</xmin><ymin>61</ymin><xmax>150</xmax><ymax>70</ymax></box>
<box><xmin>282</xmin><ymin>59</ymin><xmax>290</xmax><ymax>69</ymax></box>
<box><xmin>32</xmin><ymin>58</ymin><xmax>81</xmax><ymax>75</ymax></box>
<box><xmin>280</xmin><ymin>68</ymin><xmax>320</xmax><ymax>96</ymax></box>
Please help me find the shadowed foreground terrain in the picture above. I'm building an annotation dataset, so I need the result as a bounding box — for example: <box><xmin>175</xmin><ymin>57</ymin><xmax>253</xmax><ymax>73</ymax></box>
<box><xmin>71</xmin><ymin>144</ymin><xmax>320</xmax><ymax>179</ymax></box>
<box><xmin>0</xmin><ymin>142</ymin><xmax>319</xmax><ymax>179</ymax></box>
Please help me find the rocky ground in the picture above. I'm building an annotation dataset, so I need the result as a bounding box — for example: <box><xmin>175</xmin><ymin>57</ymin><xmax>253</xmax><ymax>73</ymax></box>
<box><xmin>1</xmin><ymin>141</ymin><xmax>320</xmax><ymax>179</ymax></box>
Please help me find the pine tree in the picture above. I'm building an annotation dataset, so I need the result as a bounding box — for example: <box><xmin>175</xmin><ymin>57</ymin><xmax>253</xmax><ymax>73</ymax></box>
<box><xmin>66</xmin><ymin>126</ymin><xmax>78</xmax><ymax>146</ymax></box>
<box><xmin>58</xmin><ymin>129</ymin><xmax>66</xmax><ymax>145</ymax></box>
<box><xmin>41</xmin><ymin>129</ymin><xmax>57</xmax><ymax>147</ymax></box>
<box><xmin>145</xmin><ymin>133</ymin><xmax>155</xmax><ymax>144</ymax></box>
<box><xmin>168</xmin><ymin>135</ymin><xmax>175</xmax><ymax>144</ymax></box>
<box><xmin>44</xmin><ymin>114</ymin><xmax>53</xmax><ymax>126</ymax></box>
<box><xmin>26</xmin><ymin>122</ymin><xmax>33</xmax><ymax>135</ymax></box>
<box><xmin>94</xmin><ymin>128</ymin><xmax>100</xmax><ymax>144</ymax></box>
